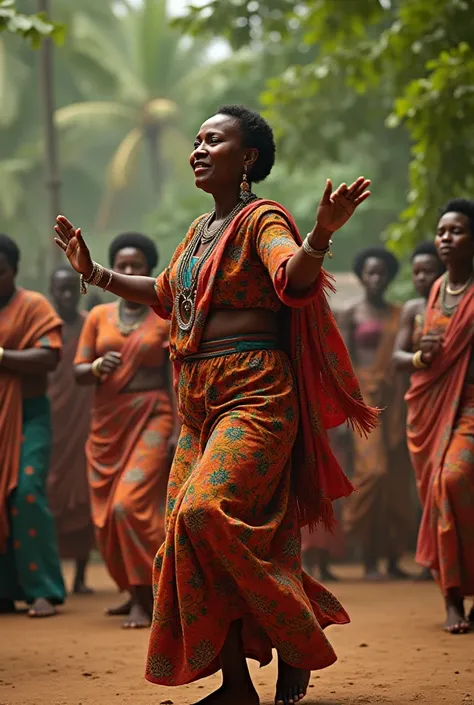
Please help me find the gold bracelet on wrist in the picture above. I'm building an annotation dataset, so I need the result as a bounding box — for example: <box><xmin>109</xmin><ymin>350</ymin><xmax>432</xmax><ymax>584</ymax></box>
<box><xmin>80</xmin><ymin>262</ymin><xmax>106</xmax><ymax>295</ymax></box>
<box><xmin>412</xmin><ymin>350</ymin><xmax>428</xmax><ymax>370</ymax></box>
<box><xmin>102</xmin><ymin>269</ymin><xmax>113</xmax><ymax>291</ymax></box>
<box><xmin>0</xmin><ymin>346</ymin><xmax>4</xmax><ymax>365</ymax></box>
<box><xmin>302</xmin><ymin>233</ymin><xmax>333</xmax><ymax>259</ymax></box>
<box><xmin>91</xmin><ymin>357</ymin><xmax>104</xmax><ymax>378</ymax></box>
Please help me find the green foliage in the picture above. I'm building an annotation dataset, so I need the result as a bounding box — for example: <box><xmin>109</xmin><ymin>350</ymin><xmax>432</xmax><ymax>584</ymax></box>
<box><xmin>178</xmin><ymin>0</ymin><xmax>474</xmax><ymax>253</ymax></box>
<box><xmin>0</xmin><ymin>0</ymin><xmax>65</xmax><ymax>46</ymax></box>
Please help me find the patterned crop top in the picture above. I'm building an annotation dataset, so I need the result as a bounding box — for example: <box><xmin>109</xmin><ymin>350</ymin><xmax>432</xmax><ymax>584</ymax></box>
<box><xmin>155</xmin><ymin>206</ymin><xmax>317</xmax><ymax>317</ymax></box>
<box><xmin>153</xmin><ymin>205</ymin><xmax>320</xmax><ymax>359</ymax></box>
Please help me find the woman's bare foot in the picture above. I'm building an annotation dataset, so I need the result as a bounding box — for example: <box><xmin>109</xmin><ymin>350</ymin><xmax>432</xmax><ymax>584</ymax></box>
<box><xmin>387</xmin><ymin>564</ymin><xmax>411</xmax><ymax>580</ymax></box>
<box><xmin>122</xmin><ymin>601</ymin><xmax>151</xmax><ymax>629</ymax></box>
<box><xmin>73</xmin><ymin>580</ymin><xmax>94</xmax><ymax>595</ymax></box>
<box><xmin>192</xmin><ymin>682</ymin><xmax>259</xmax><ymax>704</ymax></box>
<box><xmin>364</xmin><ymin>569</ymin><xmax>385</xmax><ymax>582</ymax></box>
<box><xmin>72</xmin><ymin>558</ymin><xmax>93</xmax><ymax>595</ymax></box>
<box><xmin>28</xmin><ymin>598</ymin><xmax>57</xmax><ymax>618</ymax></box>
<box><xmin>444</xmin><ymin>597</ymin><xmax>469</xmax><ymax>634</ymax></box>
<box><xmin>275</xmin><ymin>655</ymin><xmax>310</xmax><ymax>704</ymax></box>
<box><xmin>319</xmin><ymin>566</ymin><xmax>340</xmax><ymax>582</ymax></box>
<box><xmin>105</xmin><ymin>597</ymin><xmax>132</xmax><ymax>616</ymax></box>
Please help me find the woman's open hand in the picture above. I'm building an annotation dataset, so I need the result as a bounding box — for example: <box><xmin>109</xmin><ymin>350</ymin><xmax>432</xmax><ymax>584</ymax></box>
<box><xmin>54</xmin><ymin>215</ymin><xmax>93</xmax><ymax>278</ymax></box>
<box><xmin>316</xmin><ymin>177</ymin><xmax>371</xmax><ymax>233</ymax></box>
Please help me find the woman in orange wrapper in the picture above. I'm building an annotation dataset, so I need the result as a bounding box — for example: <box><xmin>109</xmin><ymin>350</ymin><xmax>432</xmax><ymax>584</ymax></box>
<box><xmin>73</xmin><ymin>233</ymin><xmax>176</xmax><ymax>629</ymax></box>
<box><xmin>54</xmin><ymin>105</ymin><xmax>376</xmax><ymax>705</ymax></box>
<box><xmin>392</xmin><ymin>241</ymin><xmax>445</xmax><ymax>582</ymax></box>
<box><xmin>0</xmin><ymin>235</ymin><xmax>65</xmax><ymax>618</ymax></box>
<box><xmin>341</xmin><ymin>247</ymin><xmax>413</xmax><ymax>581</ymax></box>
<box><xmin>395</xmin><ymin>198</ymin><xmax>474</xmax><ymax>635</ymax></box>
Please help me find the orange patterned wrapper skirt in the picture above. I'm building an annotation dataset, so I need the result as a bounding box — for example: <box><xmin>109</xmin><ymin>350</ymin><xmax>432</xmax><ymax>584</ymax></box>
<box><xmin>422</xmin><ymin>383</ymin><xmax>474</xmax><ymax>596</ymax></box>
<box><xmin>145</xmin><ymin>343</ymin><xmax>349</xmax><ymax>687</ymax></box>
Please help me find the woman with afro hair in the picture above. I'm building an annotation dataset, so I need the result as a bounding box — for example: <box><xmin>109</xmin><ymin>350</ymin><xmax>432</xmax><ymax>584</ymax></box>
<box><xmin>55</xmin><ymin>105</ymin><xmax>375</xmax><ymax>705</ymax></box>
<box><xmin>73</xmin><ymin>232</ymin><xmax>176</xmax><ymax>629</ymax></box>
<box><xmin>341</xmin><ymin>246</ymin><xmax>414</xmax><ymax>582</ymax></box>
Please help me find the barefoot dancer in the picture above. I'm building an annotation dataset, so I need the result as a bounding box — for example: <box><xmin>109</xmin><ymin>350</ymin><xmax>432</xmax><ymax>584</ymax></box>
<box><xmin>54</xmin><ymin>105</ymin><xmax>376</xmax><ymax>705</ymax></box>
<box><xmin>341</xmin><ymin>248</ymin><xmax>414</xmax><ymax>581</ymax></box>
<box><xmin>72</xmin><ymin>233</ymin><xmax>176</xmax><ymax>629</ymax></box>
<box><xmin>0</xmin><ymin>235</ymin><xmax>66</xmax><ymax>618</ymax></box>
<box><xmin>47</xmin><ymin>267</ymin><xmax>95</xmax><ymax>595</ymax></box>
<box><xmin>392</xmin><ymin>242</ymin><xmax>445</xmax><ymax>582</ymax></box>
<box><xmin>402</xmin><ymin>199</ymin><xmax>474</xmax><ymax>634</ymax></box>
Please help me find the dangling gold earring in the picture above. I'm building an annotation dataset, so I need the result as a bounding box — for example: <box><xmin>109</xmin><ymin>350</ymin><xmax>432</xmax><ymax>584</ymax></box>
<box><xmin>240</xmin><ymin>165</ymin><xmax>251</xmax><ymax>203</ymax></box>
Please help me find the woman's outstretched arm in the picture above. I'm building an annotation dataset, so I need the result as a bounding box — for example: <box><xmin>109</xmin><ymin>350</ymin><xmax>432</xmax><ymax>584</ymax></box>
<box><xmin>54</xmin><ymin>216</ymin><xmax>157</xmax><ymax>306</ymax></box>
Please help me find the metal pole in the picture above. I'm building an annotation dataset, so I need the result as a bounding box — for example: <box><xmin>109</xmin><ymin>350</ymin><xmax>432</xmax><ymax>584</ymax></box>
<box><xmin>37</xmin><ymin>0</ymin><xmax>62</xmax><ymax>266</ymax></box>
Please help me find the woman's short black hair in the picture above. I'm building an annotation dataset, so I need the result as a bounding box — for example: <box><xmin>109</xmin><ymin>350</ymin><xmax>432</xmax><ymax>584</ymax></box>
<box><xmin>411</xmin><ymin>241</ymin><xmax>446</xmax><ymax>274</ymax></box>
<box><xmin>108</xmin><ymin>232</ymin><xmax>159</xmax><ymax>271</ymax></box>
<box><xmin>0</xmin><ymin>233</ymin><xmax>20</xmax><ymax>269</ymax></box>
<box><xmin>215</xmin><ymin>104</ymin><xmax>276</xmax><ymax>183</ymax></box>
<box><xmin>353</xmin><ymin>246</ymin><xmax>399</xmax><ymax>282</ymax></box>
<box><xmin>439</xmin><ymin>198</ymin><xmax>474</xmax><ymax>238</ymax></box>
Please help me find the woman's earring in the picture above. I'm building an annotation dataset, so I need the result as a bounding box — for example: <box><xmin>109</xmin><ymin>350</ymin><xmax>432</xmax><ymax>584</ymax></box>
<box><xmin>240</xmin><ymin>166</ymin><xmax>251</xmax><ymax>203</ymax></box>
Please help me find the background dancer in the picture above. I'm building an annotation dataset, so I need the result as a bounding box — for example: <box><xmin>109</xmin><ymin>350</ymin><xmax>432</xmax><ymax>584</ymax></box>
<box><xmin>48</xmin><ymin>266</ymin><xmax>95</xmax><ymax>595</ymax></box>
<box><xmin>392</xmin><ymin>242</ymin><xmax>445</xmax><ymax>581</ymax></box>
<box><xmin>342</xmin><ymin>247</ymin><xmax>414</xmax><ymax>580</ymax></box>
<box><xmin>73</xmin><ymin>233</ymin><xmax>176</xmax><ymax>629</ymax></box>
<box><xmin>0</xmin><ymin>235</ymin><xmax>65</xmax><ymax>618</ymax></box>
<box><xmin>404</xmin><ymin>199</ymin><xmax>474</xmax><ymax>634</ymax></box>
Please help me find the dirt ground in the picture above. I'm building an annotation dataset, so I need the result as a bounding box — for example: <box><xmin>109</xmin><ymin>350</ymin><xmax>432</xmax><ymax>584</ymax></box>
<box><xmin>1</xmin><ymin>561</ymin><xmax>473</xmax><ymax>705</ymax></box>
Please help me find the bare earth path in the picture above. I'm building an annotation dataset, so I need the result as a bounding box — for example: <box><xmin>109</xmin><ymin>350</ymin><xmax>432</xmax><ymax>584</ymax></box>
<box><xmin>1</xmin><ymin>562</ymin><xmax>473</xmax><ymax>705</ymax></box>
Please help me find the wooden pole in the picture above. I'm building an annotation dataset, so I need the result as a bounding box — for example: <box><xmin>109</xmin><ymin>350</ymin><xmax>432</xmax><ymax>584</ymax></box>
<box><xmin>37</xmin><ymin>0</ymin><xmax>62</xmax><ymax>267</ymax></box>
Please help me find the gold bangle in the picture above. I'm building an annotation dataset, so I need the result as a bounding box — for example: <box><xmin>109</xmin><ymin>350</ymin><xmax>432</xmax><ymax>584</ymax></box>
<box><xmin>303</xmin><ymin>234</ymin><xmax>333</xmax><ymax>259</ymax></box>
<box><xmin>102</xmin><ymin>269</ymin><xmax>113</xmax><ymax>291</ymax></box>
<box><xmin>412</xmin><ymin>350</ymin><xmax>428</xmax><ymax>370</ymax></box>
<box><xmin>0</xmin><ymin>346</ymin><xmax>4</xmax><ymax>364</ymax></box>
<box><xmin>91</xmin><ymin>357</ymin><xmax>104</xmax><ymax>378</ymax></box>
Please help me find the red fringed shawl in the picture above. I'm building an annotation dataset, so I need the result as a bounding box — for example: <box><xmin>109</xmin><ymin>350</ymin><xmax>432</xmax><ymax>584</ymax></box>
<box><xmin>153</xmin><ymin>200</ymin><xmax>378</xmax><ymax>530</ymax></box>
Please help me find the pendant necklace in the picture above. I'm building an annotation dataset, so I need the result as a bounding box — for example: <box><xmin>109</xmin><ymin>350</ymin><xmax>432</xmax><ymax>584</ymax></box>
<box><xmin>175</xmin><ymin>196</ymin><xmax>258</xmax><ymax>331</ymax></box>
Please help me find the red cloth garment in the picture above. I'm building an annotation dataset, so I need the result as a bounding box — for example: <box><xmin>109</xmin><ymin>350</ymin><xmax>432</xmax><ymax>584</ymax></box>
<box><xmin>406</xmin><ymin>278</ymin><xmax>474</xmax><ymax>584</ymax></box>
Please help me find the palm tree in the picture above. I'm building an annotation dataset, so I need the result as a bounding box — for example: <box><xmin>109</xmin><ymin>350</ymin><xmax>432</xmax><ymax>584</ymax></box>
<box><xmin>55</xmin><ymin>0</ymin><xmax>208</xmax><ymax>228</ymax></box>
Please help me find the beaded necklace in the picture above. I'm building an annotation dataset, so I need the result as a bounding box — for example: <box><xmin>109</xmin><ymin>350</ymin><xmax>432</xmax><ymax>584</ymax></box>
<box><xmin>440</xmin><ymin>273</ymin><xmax>474</xmax><ymax>317</ymax></box>
<box><xmin>175</xmin><ymin>196</ymin><xmax>258</xmax><ymax>331</ymax></box>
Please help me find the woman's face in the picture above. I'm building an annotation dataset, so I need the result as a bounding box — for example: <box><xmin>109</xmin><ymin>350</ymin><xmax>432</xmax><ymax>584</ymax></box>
<box><xmin>411</xmin><ymin>254</ymin><xmax>441</xmax><ymax>298</ymax></box>
<box><xmin>50</xmin><ymin>269</ymin><xmax>80</xmax><ymax>317</ymax></box>
<box><xmin>435</xmin><ymin>211</ymin><xmax>474</xmax><ymax>266</ymax></box>
<box><xmin>113</xmin><ymin>247</ymin><xmax>149</xmax><ymax>277</ymax></box>
<box><xmin>0</xmin><ymin>253</ymin><xmax>16</xmax><ymax>298</ymax></box>
<box><xmin>361</xmin><ymin>257</ymin><xmax>390</xmax><ymax>298</ymax></box>
<box><xmin>190</xmin><ymin>114</ymin><xmax>256</xmax><ymax>195</ymax></box>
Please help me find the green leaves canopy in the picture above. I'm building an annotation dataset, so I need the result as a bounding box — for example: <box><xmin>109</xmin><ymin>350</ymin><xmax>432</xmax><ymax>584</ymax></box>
<box><xmin>178</xmin><ymin>0</ymin><xmax>474</xmax><ymax>252</ymax></box>
<box><xmin>0</xmin><ymin>0</ymin><xmax>65</xmax><ymax>46</ymax></box>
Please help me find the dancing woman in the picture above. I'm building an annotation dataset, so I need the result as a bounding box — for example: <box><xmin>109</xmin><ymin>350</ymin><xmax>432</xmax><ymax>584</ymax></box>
<box><xmin>402</xmin><ymin>199</ymin><xmax>474</xmax><ymax>634</ymax></box>
<box><xmin>73</xmin><ymin>233</ymin><xmax>176</xmax><ymax>628</ymax></box>
<box><xmin>55</xmin><ymin>105</ymin><xmax>375</xmax><ymax>705</ymax></box>
<box><xmin>48</xmin><ymin>266</ymin><xmax>95</xmax><ymax>595</ymax></box>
